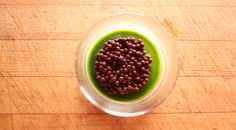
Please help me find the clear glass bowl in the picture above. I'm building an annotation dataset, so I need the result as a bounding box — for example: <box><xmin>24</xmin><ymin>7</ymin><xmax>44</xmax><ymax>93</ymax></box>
<box><xmin>76</xmin><ymin>14</ymin><xmax>178</xmax><ymax>117</ymax></box>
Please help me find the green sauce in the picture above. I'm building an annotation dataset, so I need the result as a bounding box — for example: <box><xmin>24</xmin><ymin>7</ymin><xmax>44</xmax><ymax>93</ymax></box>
<box><xmin>87</xmin><ymin>30</ymin><xmax>162</xmax><ymax>102</ymax></box>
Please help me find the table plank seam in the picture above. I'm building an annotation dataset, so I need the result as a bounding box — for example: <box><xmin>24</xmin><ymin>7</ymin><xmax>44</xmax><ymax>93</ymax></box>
<box><xmin>6</xmin><ymin>80</ymin><xmax>14</xmax><ymax>130</ymax></box>
<box><xmin>0</xmin><ymin>39</ymin><xmax>236</xmax><ymax>41</ymax></box>
<box><xmin>1</xmin><ymin>111</ymin><xmax>236</xmax><ymax>115</ymax></box>
<box><xmin>0</xmin><ymin>4</ymin><xmax>236</xmax><ymax>7</ymax></box>
<box><xmin>0</xmin><ymin>75</ymin><xmax>235</xmax><ymax>77</ymax></box>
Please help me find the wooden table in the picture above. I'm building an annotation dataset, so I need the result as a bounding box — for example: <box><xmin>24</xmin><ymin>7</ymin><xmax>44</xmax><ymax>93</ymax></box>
<box><xmin>0</xmin><ymin>0</ymin><xmax>235</xmax><ymax>129</ymax></box>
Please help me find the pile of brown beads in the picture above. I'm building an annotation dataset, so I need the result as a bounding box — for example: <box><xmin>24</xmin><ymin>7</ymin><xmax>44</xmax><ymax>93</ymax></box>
<box><xmin>94</xmin><ymin>37</ymin><xmax>152</xmax><ymax>95</ymax></box>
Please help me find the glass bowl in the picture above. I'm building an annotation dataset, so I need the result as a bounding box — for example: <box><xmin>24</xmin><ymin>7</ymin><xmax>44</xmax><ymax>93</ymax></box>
<box><xmin>76</xmin><ymin>14</ymin><xmax>178</xmax><ymax>117</ymax></box>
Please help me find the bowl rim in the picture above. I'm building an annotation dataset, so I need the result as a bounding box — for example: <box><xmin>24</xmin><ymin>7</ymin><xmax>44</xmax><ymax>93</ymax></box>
<box><xmin>76</xmin><ymin>14</ymin><xmax>179</xmax><ymax>117</ymax></box>
<box><xmin>85</xmin><ymin>29</ymin><xmax>166</xmax><ymax>104</ymax></box>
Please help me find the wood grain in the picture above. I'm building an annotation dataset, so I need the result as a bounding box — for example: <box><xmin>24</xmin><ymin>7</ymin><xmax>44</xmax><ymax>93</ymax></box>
<box><xmin>0</xmin><ymin>80</ymin><xmax>10</xmax><ymax>113</ymax></box>
<box><xmin>12</xmin><ymin>114</ymin><xmax>114</xmax><ymax>130</ymax></box>
<box><xmin>0</xmin><ymin>40</ymin><xmax>77</xmax><ymax>77</ymax></box>
<box><xmin>0</xmin><ymin>40</ymin><xmax>235</xmax><ymax>77</ymax></box>
<box><xmin>157</xmin><ymin>77</ymin><xmax>236</xmax><ymax>113</ymax></box>
<box><xmin>11</xmin><ymin>113</ymin><xmax>236</xmax><ymax>130</ymax></box>
<box><xmin>0</xmin><ymin>77</ymin><xmax>234</xmax><ymax>114</ymax></box>
<box><xmin>177</xmin><ymin>41</ymin><xmax>236</xmax><ymax>77</ymax></box>
<box><xmin>0</xmin><ymin>5</ymin><xmax>235</xmax><ymax>40</ymax></box>
<box><xmin>0</xmin><ymin>115</ymin><xmax>12</xmax><ymax>130</ymax></box>
<box><xmin>0</xmin><ymin>0</ymin><xmax>235</xmax><ymax>6</ymax></box>
<box><xmin>0</xmin><ymin>1</ymin><xmax>235</xmax><ymax>129</ymax></box>
<box><xmin>5</xmin><ymin>77</ymin><xmax>101</xmax><ymax>114</ymax></box>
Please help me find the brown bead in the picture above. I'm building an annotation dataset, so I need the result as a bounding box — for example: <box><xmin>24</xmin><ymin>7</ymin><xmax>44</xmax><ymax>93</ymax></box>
<box><xmin>122</xmin><ymin>80</ymin><xmax>127</xmax><ymax>84</ymax></box>
<box><xmin>96</xmin><ymin>75</ymin><xmax>101</xmax><ymax>80</ymax></box>
<box><xmin>129</xmin><ymin>72</ymin><xmax>133</xmax><ymax>76</ymax></box>
<box><xmin>94</xmin><ymin>36</ymin><xmax>152</xmax><ymax>95</ymax></box>
<box><xmin>127</xmin><ymin>85</ymin><xmax>133</xmax><ymax>91</ymax></box>
<box><xmin>131</xmin><ymin>57</ymin><xmax>135</xmax><ymax>61</ymax></box>
<box><xmin>126</xmin><ymin>54</ymin><xmax>130</xmax><ymax>59</ymax></box>
<box><xmin>116</xmin><ymin>70</ymin><xmax>120</xmax><ymax>75</ymax></box>
<box><xmin>95</xmin><ymin>72</ymin><xmax>100</xmax><ymax>75</ymax></box>
<box><xmin>136</xmin><ymin>76</ymin><xmax>141</xmax><ymax>81</ymax></box>
<box><xmin>115</xmin><ymin>81</ymin><xmax>119</xmax><ymax>86</ymax></box>
<box><xmin>130</xmin><ymin>61</ymin><xmax>134</xmax><ymax>65</ymax></box>
<box><xmin>112</xmin><ymin>77</ymin><xmax>117</xmax><ymax>81</ymax></box>
<box><xmin>109</xmin><ymin>73</ymin><xmax>113</xmax><ymax>77</ymax></box>
<box><xmin>137</xmin><ymin>62</ymin><xmax>141</xmax><ymax>67</ymax></box>
<box><xmin>140</xmin><ymin>43</ymin><xmax>144</xmax><ymax>47</ymax></box>
<box><xmin>141</xmin><ymin>67</ymin><xmax>146</xmax><ymax>72</ymax></box>
<box><xmin>141</xmin><ymin>60</ymin><xmax>145</xmax><ymax>65</ymax></box>
<box><xmin>107</xmin><ymin>44</ymin><xmax>112</xmax><ymax>48</ymax></box>
<box><xmin>114</xmin><ymin>55</ymin><xmax>119</xmax><ymax>60</ymax></box>
<box><xmin>99</xmin><ymin>65</ymin><xmax>103</xmax><ymax>70</ymax></box>
<box><xmin>103</xmin><ymin>68</ymin><xmax>107</xmax><ymax>73</ymax></box>
<box><xmin>105</xmin><ymin>76</ymin><xmax>109</xmax><ymax>80</ymax></box>
<box><xmin>128</xmin><ymin>82</ymin><xmax>131</xmax><ymax>85</ymax></box>
<box><xmin>109</xmin><ymin>80</ymin><xmax>113</xmax><ymax>84</ymax></box>
<box><xmin>142</xmin><ymin>81</ymin><xmax>147</xmax><ymax>86</ymax></box>
<box><xmin>101</xmin><ymin>77</ymin><xmax>105</xmax><ymax>82</ymax></box>
<box><xmin>132</xmin><ymin>66</ymin><xmax>135</xmax><ymax>70</ymax></box>
<box><xmin>127</xmin><ymin>77</ymin><xmax>132</xmax><ymax>81</ymax></box>
<box><xmin>107</xmin><ymin>71</ymin><xmax>111</xmax><ymax>75</ymax></box>
<box><xmin>127</xmin><ymin>65</ymin><xmax>131</xmax><ymax>69</ymax></box>
<box><xmin>136</xmin><ymin>44</ymin><xmax>141</xmax><ymax>49</ymax></box>
<box><xmin>137</xmin><ymin>39</ymin><xmax>142</xmax><ymax>44</ymax></box>
<box><xmin>119</xmin><ymin>76</ymin><xmax>124</xmax><ymax>81</ymax></box>
<box><xmin>124</xmin><ymin>68</ymin><xmax>128</xmax><ymax>73</ymax></box>
<box><xmin>113</xmin><ymin>61</ymin><xmax>117</xmax><ymax>66</ymax></box>
<box><xmin>128</xmin><ymin>51</ymin><xmax>132</xmax><ymax>55</ymax></box>
<box><xmin>142</xmin><ymin>74</ymin><xmax>149</xmax><ymax>78</ymax></box>
<box><xmin>119</xmin><ymin>68</ymin><xmax>123</xmax><ymax>73</ymax></box>
<box><xmin>116</xmin><ymin>46</ymin><xmax>120</xmax><ymax>50</ymax></box>
<box><xmin>107</xmin><ymin>66</ymin><xmax>112</xmax><ymax>71</ymax></box>
<box><xmin>117</xmin><ymin>87</ymin><xmax>121</xmax><ymax>91</ymax></box>
<box><xmin>138</xmin><ymin>84</ymin><xmax>142</xmax><ymax>88</ymax></box>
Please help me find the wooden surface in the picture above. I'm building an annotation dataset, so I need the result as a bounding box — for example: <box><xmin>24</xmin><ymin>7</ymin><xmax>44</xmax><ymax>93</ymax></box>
<box><xmin>0</xmin><ymin>0</ymin><xmax>235</xmax><ymax>129</ymax></box>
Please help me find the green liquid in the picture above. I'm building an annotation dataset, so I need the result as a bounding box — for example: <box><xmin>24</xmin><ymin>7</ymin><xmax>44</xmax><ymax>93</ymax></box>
<box><xmin>87</xmin><ymin>30</ymin><xmax>162</xmax><ymax>102</ymax></box>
